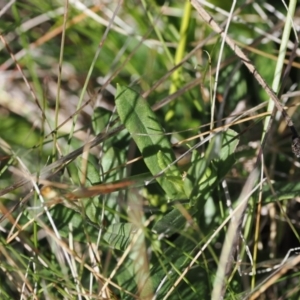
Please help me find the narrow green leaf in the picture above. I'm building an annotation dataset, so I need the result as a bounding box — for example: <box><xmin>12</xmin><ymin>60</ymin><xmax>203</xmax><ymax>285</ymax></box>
<box><xmin>115</xmin><ymin>85</ymin><xmax>183</xmax><ymax>200</ymax></box>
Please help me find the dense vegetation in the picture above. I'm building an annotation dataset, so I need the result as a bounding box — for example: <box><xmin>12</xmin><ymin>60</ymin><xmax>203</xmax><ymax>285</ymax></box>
<box><xmin>1</xmin><ymin>1</ymin><xmax>300</xmax><ymax>299</ymax></box>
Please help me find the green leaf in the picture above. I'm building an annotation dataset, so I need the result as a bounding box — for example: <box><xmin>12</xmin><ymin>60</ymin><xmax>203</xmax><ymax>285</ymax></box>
<box><xmin>76</xmin><ymin>156</ymin><xmax>101</xmax><ymax>223</ymax></box>
<box><xmin>149</xmin><ymin>232</ymin><xmax>208</xmax><ymax>299</ymax></box>
<box><xmin>262</xmin><ymin>182</ymin><xmax>300</xmax><ymax>204</ymax></box>
<box><xmin>115</xmin><ymin>258</ymin><xmax>137</xmax><ymax>298</ymax></box>
<box><xmin>103</xmin><ymin>223</ymin><xmax>136</xmax><ymax>251</ymax></box>
<box><xmin>153</xmin><ymin>129</ymin><xmax>239</xmax><ymax>235</ymax></box>
<box><xmin>92</xmin><ymin>107</ymin><xmax>111</xmax><ymax>135</ymax></box>
<box><xmin>157</xmin><ymin>150</ymin><xmax>186</xmax><ymax>198</ymax></box>
<box><xmin>49</xmin><ymin>204</ymin><xmax>99</xmax><ymax>242</ymax></box>
<box><xmin>115</xmin><ymin>85</ymin><xmax>183</xmax><ymax>200</ymax></box>
<box><xmin>186</xmin><ymin>129</ymin><xmax>239</xmax><ymax>206</ymax></box>
<box><xmin>153</xmin><ymin>206</ymin><xmax>189</xmax><ymax>236</ymax></box>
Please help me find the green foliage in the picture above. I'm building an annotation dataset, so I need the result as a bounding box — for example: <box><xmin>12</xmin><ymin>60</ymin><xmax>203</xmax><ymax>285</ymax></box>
<box><xmin>116</xmin><ymin>85</ymin><xmax>186</xmax><ymax>200</ymax></box>
<box><xmin>1</xmin><ymin>1</ymin><xmax>300</xmax><ymax>299</ymax></box>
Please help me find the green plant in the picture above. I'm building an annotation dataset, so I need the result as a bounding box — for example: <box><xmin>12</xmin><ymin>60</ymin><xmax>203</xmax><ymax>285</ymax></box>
<box><xmin>1</xmin><ymin>1</ymin><xmax>300</xmax><ymax>299</ymax></box>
